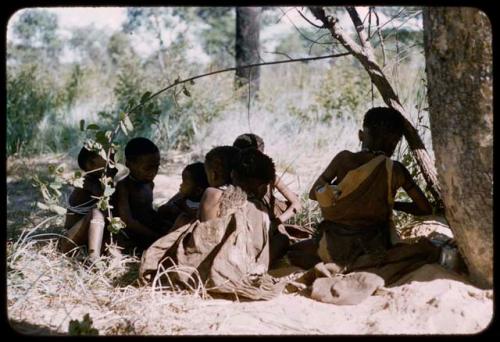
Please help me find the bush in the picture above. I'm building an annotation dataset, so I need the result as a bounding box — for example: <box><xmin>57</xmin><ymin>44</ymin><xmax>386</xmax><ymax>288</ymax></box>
<box><xmin>6</xmin><ymin>65</ymin><xmax>64</xmax><ymax>155</ymax></box>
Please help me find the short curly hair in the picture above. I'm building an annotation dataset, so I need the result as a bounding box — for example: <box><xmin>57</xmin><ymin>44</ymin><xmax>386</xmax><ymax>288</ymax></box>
<box><xmin>233</xmin><ymin>148</ymin><xmax>275</xmax><ymax>186</ymax></box>
<box><xmin>204</xmin><ymin>146</ymin><xmax>239</xmax><ymax>184</ymax></box>
<box><xmin>233</xmin><ymin>133</ymin><xmax>265</xmax><ymax>152</ymax></box>
<box><xmin>125</xmin><ymin>137</ymin><xmax>159</xmax><ymax>162</ymax></box>
<box><xmin>362</xmin><ymin>107</ymin><xmax>404</xmax><ymax>139</ymax></box>
<box><xmin>77</xmin><ymin>146</ymin><xmax>114</xmax><ymax>171</ymax></box>
<box><xmin>183</xmin><ymin>162</ymin><xmax>209</xmax><ymax>189</ymax></box>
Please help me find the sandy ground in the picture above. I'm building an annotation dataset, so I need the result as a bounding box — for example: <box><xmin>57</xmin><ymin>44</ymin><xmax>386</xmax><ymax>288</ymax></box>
<box><xmin>7</xmin><ymin>159</ymin><xmax>494</xmax><ymax>336</ymax></box>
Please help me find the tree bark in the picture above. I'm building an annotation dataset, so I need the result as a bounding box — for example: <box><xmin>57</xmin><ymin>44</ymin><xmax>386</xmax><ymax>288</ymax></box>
<box><xmin>423</xmin><ymin>8</ymin><xmax>493</xmax><ymax>288</ymax></box>
<box><xmin>309</xmin><ymin>7</ymin><xmax>442</xmax><ymax>205</ymax></box>
<box><xmin>235</xmin><ymin>7</ymin><xmax>261</xmax><ymax>98</ymax></box>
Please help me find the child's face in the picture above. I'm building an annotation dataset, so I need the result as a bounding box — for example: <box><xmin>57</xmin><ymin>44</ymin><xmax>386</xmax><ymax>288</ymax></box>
<box><xmin>179</xmin><ymin>170</ymin><xmax>201</xmax><ymax>198</ymax></box>
<box><xmin>204</xmin><ymin>164</ymin><xmax>220</xmax><ymax>188</ymax></box>
<box><xmin>127</xmin><ymin>152</ymin><xmax>160</xmax><ymax>182</ymax></box>
<box><xmin>86</xmin><ymin>156</ymin><xmax>107</xmax><ymax>176</ymax></box>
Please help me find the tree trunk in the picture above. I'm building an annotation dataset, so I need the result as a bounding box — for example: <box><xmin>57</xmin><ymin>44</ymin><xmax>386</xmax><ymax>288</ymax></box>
<box><xmin>423</xmin><ymin>8</ymin><xmax>493</xmax><ymax>288</ymax></box>
<box><xmin>235</xmin><ymin>7</ymin><xmax>261</xmax><ymax>98</ymax></box>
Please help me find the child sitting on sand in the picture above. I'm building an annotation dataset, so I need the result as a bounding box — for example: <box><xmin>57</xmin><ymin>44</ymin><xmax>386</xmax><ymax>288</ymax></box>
<box><xmin>198</xmin><ymin>146</ymin><xmax>240</xmax><ymax>222</ymax></box>
<box><xmin>112</xmin><ymin>137</ymin><xmax>171</xmax><ymax>249</ymax></box>
<box><xmin>288</xmin><ymin>107</ymin><xmax>437</xmax><ymax>276</ymax></box>
<box><xmin>139</xmin><ymin>148</ymin><xmax>284</xmax><ymax>300</ymax></box>
<box><xmin>157</xmin><ymin>162</ymin><xmax>209</xmax><ymax>230</ymax></box>
<box><xmin>59</xmin><ymin>146</ymin><xmax>116</xmax><ymax>260</ymax></box>
<box><xmin>233</xmin><ymin>133</ymin><xmax>305</xmax><ymax>263</ymax></box>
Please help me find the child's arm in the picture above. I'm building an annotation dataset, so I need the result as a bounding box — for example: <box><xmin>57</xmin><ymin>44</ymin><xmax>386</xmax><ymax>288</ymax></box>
<box><xmin>82</xmin><ymin>176</ymin><xmax>103</xmax><ymax>197</ymax></box>
<box><xmin>198</xmin><ymin>187</ymin><xmax>223</xmax><ymax>222</ymax></box>
<box><xmin>157</xmin><ymin>192</ymin><xmax>184</xmax><ymax>219</ymax></box>
<box><xmin>393</xmin><ymin>162</ymin><xmax>433</xmax><ymax>216</ymax></box>
<box><xmin>308</xmin><ymin>150</ymin><xmax>348</xmax><ymax>200</ymax></box>
<box><xmin>273</xmin><ymin>177</ymin><xmax>301</xmax><ymax>224</ymax></box>
<box><xmin>114</xmin><ymin>182</ymin><xmax>161</xmax><ymax>239</ymax></box>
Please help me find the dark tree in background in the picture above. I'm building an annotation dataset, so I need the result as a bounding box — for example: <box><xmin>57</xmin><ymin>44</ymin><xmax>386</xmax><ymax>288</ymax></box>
<box><xmin>235</xmin><ymin>7</ymin><xmax>261</xmax><ymax>99</ymax></box>
<box><xmin>423</xmin><ymin>8</ymin><xmax>493</xmax><ymax>289</ymax></box>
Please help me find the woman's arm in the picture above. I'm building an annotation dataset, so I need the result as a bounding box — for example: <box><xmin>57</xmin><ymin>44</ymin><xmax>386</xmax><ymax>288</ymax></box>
<box><xmin>308</xmin><ymin>150</ymin><xmax>348</xmax><ymax>200</ymax></box>
<box><xmin>393</xmin><ymin>162</ymin><xmax>433</xmax><ymax>216</ymax></box>
<box><xmin>273</xmin><ymin>177</ymin><xmax>301</xmax><ymax>223</ymax></box>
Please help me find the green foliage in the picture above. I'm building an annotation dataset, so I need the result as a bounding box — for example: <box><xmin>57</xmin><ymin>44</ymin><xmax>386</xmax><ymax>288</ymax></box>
<box><xmin>10</xmin><ymin>9</ymin><xmax>62</xmax><ymax>64</ymax></box>
<box><xmin>287</xmin><ymin>60</ymin><xmax>374</xmax><ymax>125</ymax></box>
<box><xmin>64</xmin><ymin>64</ymin><xmax>83</xmax><ymax>109</ymax></box>
<box><xmin>6</xmin><ymin>64</ymin><xmax>64</xmax><ymax>155</ymax></box>
<box><xmin>31</xmin><ymin>165</ymin><xmax>67</xmax><ymax>216</ymax></box>
<box><xmin>68</xmin><ymin>313</ymin><xmax>99</xmax><ymax>336</ymax></box>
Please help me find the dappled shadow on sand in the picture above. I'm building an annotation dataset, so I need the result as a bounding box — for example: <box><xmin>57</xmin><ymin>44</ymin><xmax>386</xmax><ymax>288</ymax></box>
<box><xmin>9</xmin><ymin>319</ymin><xmax>66</xmax><ymax>336</ymax></box>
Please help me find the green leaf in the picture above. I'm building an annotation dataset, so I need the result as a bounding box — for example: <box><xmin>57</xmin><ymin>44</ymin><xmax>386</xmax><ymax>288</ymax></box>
<box><xmin>119</xmin><ymin>112</ymin><xmax>126</xmax><ymax>120</ymax></box>
<box><xmin>69</xmin><ymin>314</ymin><xmax>99</xmax><ymax>336</ymax></box>
<box><xmin>98</xmin><ymin>149</ymin><xmax>108</xmax><ymax>161</ymax></box>
<box><xmin>79</xmin><ymin>119</ymin><xmax>85</xmax><ymax>132</ymax></box>
<box><xmin>72</xmin><ymin>177</ymin><xmax>84</xmax><ymax>188</ymax></box>
<box><xmin>55</xmin><ymin>163</ymin><xmax>65</xmax><ymax>174</ymax></box>
<box><xmin>123</xmin><ymin>116</ymin><xmax>134</xmax><ymax>131</ymax></box>
<box><xmin>107</xmin><ymin>216</ymin><xmax>126</xmax><ymax>234</ymax></box>
<box><xmin>49</xmin><ymin>183</ymin><xmax>62</xmax><ymax>190</ymax></box>
<box><xmin>140</xmin><ymin>91</ymin><xmax>152</xmax><ymax>104</ymax></box>
<box><xmin>95</xmin><ymin>132</ymin><xmax>107</xmax><ymax>146</ymax></box>
<box><xmin>37</xmin><ymin>202</ymin><xmax>49</xmax><ymax>210</ymax></box>
<box><xmin>49</xmin><ymin>204</ymin><xmax>67</xmax><ymax>216</ymax></box>
<box><xmin>86</xmin><ymin>124</ymin><xmax>100</xmax><ymax>130</ymax></box>
<box><xmin>103</xmin><ymin>185</ymin><xmax>115</xmax><ymax>197</ymax></box>
<box><xmin>97</xmin><ymin>197</ymin><xmax>109</xmax><ymax>211</ymax></box>
<box><xmin>120</xmin><ymin>121</ymin><xmax>128</xmax><ymax>136</ymax></box>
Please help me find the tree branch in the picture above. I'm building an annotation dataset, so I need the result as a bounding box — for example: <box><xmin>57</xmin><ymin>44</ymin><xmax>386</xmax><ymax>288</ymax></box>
<box><xmin>308</xmin><ymin>6</ymin><xmax>442</xmax><ymax>205</ymax></box>
<box><xmin>346</xmin><ymin>6</ymin><xmax>374</xmax><ymax>57</ymax></box>
<box><xmin>127</xmin><ymin>51</ymin><xmax>350</xmax><ymax>116</ymax></box>
<box><xmin>296</xmin><ymin>8</ymin><xmax>323</xmax><ymax>29</ymax></box>
<box><xmin>372</xmin><ymin>8</ymin><xmax>386</xmax><ymax>67</ymax></box>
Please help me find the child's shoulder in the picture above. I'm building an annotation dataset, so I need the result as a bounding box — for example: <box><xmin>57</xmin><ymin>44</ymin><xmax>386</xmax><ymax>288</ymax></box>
<box><xmin>330</xmin><ymin>150</ymin><xmax>358</xmax><ymax>165</ymax></box>
<box><xmin>203</xmin><ymin>187</ymin><xmax>224</xmax><ymax>197</ymax></box>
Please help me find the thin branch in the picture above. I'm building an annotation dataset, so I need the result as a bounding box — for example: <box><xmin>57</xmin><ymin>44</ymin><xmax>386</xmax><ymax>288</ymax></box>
<box><xmin>280</xmin><ymin>8</ymin><xmax>332</xmax><ymax>46</ymax></box>
<box><xmin>373</xmin><ymin>8</ymin><xmax>386</xmax><ymax>67</ymax></box>
<box><xmin>275</xmin><ymin>7</ymin><xmax>295</xmax><ymax>24</ymax></box>
<box><xmin>368</xmin><ymin>7</ymin><xmax>372</xmax><ymax>38</ymax></box>
<box><xmin>346</xmin><ymin>6</ymin><xmax>372</xmax><ymax>53</ymax></box>
<box><xmin>127</xmin><ymin>52</ymin><xmax>351</xmax><ymax>117</ymax></box>
<box><xmin>296</xmin><ymin>8</ymin><xmax>323</xmax><ymax>28</ymax></box>
<box><xmin>262</xmin><ymin>50</ymin><xmax>293</xmax><ymax>60</ymax></box>
<box><xmin>378</xmin><ymin>11</ymin><xmax>423</xmax><ymax>42</ymax></box>
<box><xmin>367</xmin><ymin>8</ymin><xmax>405</xmax><ymax>40</ymax></box>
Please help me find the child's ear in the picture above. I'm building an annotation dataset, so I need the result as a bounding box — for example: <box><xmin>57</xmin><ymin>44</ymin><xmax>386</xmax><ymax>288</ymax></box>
<box><xmin>358</xmin><ymin>129</ymin><xmax>364</xmax><ymax>142</ymax></box>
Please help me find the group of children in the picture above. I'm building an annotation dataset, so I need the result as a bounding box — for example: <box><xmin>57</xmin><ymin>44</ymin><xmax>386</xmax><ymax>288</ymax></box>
<box><xmin>61</xmin><ymin>132</ymin><xmax>302</xmax><ymax>263</ymax></box>
<box><xmin>62</xmin><ymin>107</ymin><xmax>449</xmax><ymax>300</ymax></box>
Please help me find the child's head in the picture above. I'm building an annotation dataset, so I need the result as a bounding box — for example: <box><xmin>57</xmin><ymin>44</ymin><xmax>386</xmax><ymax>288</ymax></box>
<box><xmin>359</xmin><ymin>107</ymin><xmax>404</xmax><ymax>156</ymax></box>
<box><xmin>231</xmin><ymin>148</ymin><xmax>275</xmax><ymax>199</ymax></box>
<box><xmin>125</xmin><ymin>137</ymin><xmax>160</xmax><ymax>183</ymax></box>
<box><xmin>233</xmin><ymin>133</ymin><xmax>265</xmax><ymax>152</ymax></box>
<box><xmin>180</xmin><ymin>162</ymin><xmax>209</xmax><ymax>200</ymax></box>
<box><xmin>78</xmin><ymin>147</ymin><xmax>116</xmax><ymax>177</ymax></box>
<box><xmin>204</xmin><ymin>146</ymin><xmax>239</xmax><ymax>188</ymax></box>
